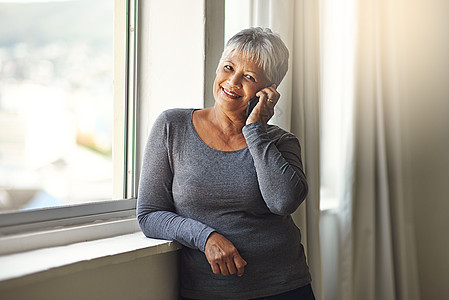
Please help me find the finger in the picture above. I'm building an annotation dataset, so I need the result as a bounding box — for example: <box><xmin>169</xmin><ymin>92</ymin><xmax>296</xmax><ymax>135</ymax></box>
<box><xmin>234</xmin><ymin>255</ymin><xmax>247</xmax><ymax>277</ymax></box>
<box><xmin>248</xmin><ymin>93</ymin><xmax>274</xmax><ymax>124</ymax></box>
<box><xmin>251</xmin><ymin>92</ymin><xmax>268</xmax><ymax>112</ymax></box>
<box><xmin>257</xmin><ymin>90</ymin><xmax>278</xmax><ymax>106</ymax></box>
<box><xmin>255</xmin><ymin>90</ymin><xmax>268</xmax><ymax>102</ymax></box>
<box><xmin>259</xmin><ymin>84</ymin><xmax>279</xmax><ymax>97</ymax></box>
<box><xmin>210</xmin><ymin>263</ymin><xmax>220</xmax><ymax>275</ymax></box>
<box><xmin>264</xmin><ymin>87</ymin><xmax>280</xmax><ymax>105</ymax></box>
<box><xmin>226</xmin><ymin>260</ymin><xmax>237</xmax><ymax>275</ymax></box>
<box><xmin>218</xmin><ymin>261</ymin><xmax>229</xmax><ymax>276</ymax></box>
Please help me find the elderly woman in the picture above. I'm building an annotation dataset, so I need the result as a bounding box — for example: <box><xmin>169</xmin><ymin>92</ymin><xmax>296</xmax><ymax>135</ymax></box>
<box><xmin>137</xmin><ymin>27</ymin><xmax>314</xmax><ymax>300</ymax></box>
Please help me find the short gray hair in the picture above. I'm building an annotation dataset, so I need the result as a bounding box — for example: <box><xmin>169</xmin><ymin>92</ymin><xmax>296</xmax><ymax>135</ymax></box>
<box><xmin>218</xmin><ymin>27</ymin><xmax>289</xmax><ymax>86</ymax></box>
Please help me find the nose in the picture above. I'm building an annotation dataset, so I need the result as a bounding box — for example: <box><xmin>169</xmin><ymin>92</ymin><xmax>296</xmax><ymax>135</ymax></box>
<box><xmin>228</xmin><ymin>73</ymin><xmax>242</xmax><ymax>89</ymax></box>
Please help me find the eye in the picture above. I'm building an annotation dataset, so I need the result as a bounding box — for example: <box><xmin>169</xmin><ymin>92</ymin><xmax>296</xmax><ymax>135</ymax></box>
<box><xmin>224</xmin><ymin>65</ymin><xmax>233</xmax><ymax>71</ymax></box>
<box><xmin>245</xmin><ymin>74</ymin><xmax>256</xmax><ymax>82</ymax></box>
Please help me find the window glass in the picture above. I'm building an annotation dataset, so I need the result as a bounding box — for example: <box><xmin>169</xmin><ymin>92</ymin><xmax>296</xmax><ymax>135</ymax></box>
<box><xmin>319</xmin><ymin>0</ymin><xmax>356</xmax><ymax>210</ymax></box>
<box><xmin>0</xmin><ymin>0</ymin><xmax>114</xmax><ymax>212</ymax></box>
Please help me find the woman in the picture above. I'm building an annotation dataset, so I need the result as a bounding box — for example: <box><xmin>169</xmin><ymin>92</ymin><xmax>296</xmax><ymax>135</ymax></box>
<box><xmin>137</xmin><ymin>27</ymin><xmax>314</xmax><ymax>300</ymax></box>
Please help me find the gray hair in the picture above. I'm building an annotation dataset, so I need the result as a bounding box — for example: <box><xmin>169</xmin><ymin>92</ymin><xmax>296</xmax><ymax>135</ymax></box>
<box><xmin>218</xmin><ymin>27</ymin><xmax>289</xmax><ymax>86</ymax></box>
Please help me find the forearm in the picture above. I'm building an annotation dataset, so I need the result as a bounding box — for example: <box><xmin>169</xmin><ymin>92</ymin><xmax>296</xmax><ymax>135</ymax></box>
<box><xmin>137</xmin><ymin>209</ymin><xmax>215</xmax><ymax>251</ymax></box>
<box><xmin>243</xmin><ymin>122</ymin><xmax>308</xmax><ymax>215</ymax></box>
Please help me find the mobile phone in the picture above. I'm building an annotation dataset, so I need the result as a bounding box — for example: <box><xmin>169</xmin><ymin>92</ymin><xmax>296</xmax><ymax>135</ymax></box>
<box><xmin>246</xmin><ymin>96</ymin><xmax>259</xmax><ymax>118</ymax></box>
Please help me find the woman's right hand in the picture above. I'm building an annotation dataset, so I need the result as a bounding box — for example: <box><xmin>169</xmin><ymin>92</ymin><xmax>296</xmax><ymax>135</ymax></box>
<box><xmin>204</xmin><ymin>232</ymin><xmax>247</xmax><ymax>277</ymax></box>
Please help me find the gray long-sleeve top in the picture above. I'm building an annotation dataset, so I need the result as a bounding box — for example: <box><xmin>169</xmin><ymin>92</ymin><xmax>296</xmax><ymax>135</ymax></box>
<box><xmin>137</xmin><ymin>109</ymin><xmax>311</xmax><ymax>299</ymax></box>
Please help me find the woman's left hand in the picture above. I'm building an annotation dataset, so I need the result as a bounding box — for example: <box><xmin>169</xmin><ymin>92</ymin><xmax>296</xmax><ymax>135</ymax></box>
<box><xmin>204</xmin><ymin>232</ymin><xmax>247</xmax><ymax>277</ymax></box>
<box><xmin>246</xmin><ymin>84</ymin><xmax>280</xmax><ymax>125</ymax></box>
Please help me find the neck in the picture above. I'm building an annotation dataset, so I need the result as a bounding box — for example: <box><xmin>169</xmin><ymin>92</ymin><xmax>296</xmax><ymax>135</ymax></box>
<box><xmin>210</xmin><ymin>104</ymin><xmax>246</xmax><ymax>136</ymax></box>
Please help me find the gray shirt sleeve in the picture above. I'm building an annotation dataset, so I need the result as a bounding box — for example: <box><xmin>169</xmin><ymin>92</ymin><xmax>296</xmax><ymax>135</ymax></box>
<box><xmin>136</xmin><ymin>112</ymin><xmax>215</xmax><ymax>252</ymax></box>
<box><xmin>242</xmin><ymin>121</ymin><xmax>308</xmax><ymax>215</ymax></box>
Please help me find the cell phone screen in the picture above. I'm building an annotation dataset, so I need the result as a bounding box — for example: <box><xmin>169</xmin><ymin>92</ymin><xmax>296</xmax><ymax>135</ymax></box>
<box><xmin>246</xmin><ymin>97</ymin><xmax>259</xmax><ymax>117</ymax></box>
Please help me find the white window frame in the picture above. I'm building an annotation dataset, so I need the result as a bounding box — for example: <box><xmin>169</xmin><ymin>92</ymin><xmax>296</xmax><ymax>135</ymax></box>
<box><xmin>0</xmin><ymin>0</ymin><xmax>139</xmax><ymax>254</ymax></box>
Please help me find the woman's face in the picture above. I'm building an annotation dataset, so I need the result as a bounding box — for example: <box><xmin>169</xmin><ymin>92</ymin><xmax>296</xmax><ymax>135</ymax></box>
<box><xmin>213</xmin><ymin>51</ymin><xmax>270</xmax><ymax>114</ymax></box>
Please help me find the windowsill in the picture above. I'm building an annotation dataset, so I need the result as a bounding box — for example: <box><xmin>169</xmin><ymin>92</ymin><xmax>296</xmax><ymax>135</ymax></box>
<box><xmin>0</xmin><ymin>231</ymin><xmax>182</xmax><ymax>290</ymax></box>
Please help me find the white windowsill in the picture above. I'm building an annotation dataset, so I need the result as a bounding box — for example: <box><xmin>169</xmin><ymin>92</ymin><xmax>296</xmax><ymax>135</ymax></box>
<box><xmin>0</xmin><ymin>231</ymin><xmax>182</xmax><ymax>290</ymax></box>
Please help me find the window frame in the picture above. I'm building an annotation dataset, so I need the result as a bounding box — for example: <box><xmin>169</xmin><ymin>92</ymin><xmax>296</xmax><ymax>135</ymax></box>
<box><xmin>0</xmin><ymin>0</ymin><xmax>139</xmax><ymax>243</ymax></box>
<box><xmin>0</xmin><ymin>199</ymin><xmax>137</xmax><ymax>236</ymax></box>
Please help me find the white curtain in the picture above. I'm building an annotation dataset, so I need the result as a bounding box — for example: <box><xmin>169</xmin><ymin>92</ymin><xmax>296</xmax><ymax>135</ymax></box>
<box><xmin>336</xmin><ymin>0</ymin><xmax>421</xmax><ymax>299</ymax></box>
<box><xmin>243</xmin><ymin>1</ymin><xmax>324</xmax><ymax>299</ymax></box>
<box><xmin>225</xmin><ymin>0</ymin><xmax>446</xmax><ymax>299</ymax></box>
<box><xmin>289</xmin><ymin>3</ymin><xmax>323</xmax><ymax>300</ymax></box>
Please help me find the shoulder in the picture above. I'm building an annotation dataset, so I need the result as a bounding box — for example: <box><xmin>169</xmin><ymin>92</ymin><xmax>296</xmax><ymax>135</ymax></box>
<box><xmin>151</xmin><ymin>108</ymin><xmax>194</xmax><ymax>131</ymax></box>
<box><xmin>147</xmin><ymin>109</ymin><xmax>196</xmax><ymax>149</ymax></box>
<box><xmin>148</xmin><ymin>108</ymin><xmax>195</xmax><ymax>140</ymax></box>
<box><xmin>157</xmin><ymin>108</ymin><xmax>194</xmax><ymax>124</ymax></box>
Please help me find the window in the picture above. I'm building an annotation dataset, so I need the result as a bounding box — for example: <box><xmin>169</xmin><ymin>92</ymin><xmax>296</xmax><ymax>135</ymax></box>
<box><xmin>0</xmin><ymin>0</ymin><xmax>137</xmax><ymax>242</ymax></box>
<box><xmin>0</xmin><ymin>0</ymin><xmax>116</xmax><ymax>211</ymax></box>
<box><xmin>0</xmin><ymin>0</ymin><xmax>215</xmax><ymax>255</ymax></box>
<box><xmin>319</xmin><ymin>0</ymin><xmax>356</xmax><ymax>210</ymax></box>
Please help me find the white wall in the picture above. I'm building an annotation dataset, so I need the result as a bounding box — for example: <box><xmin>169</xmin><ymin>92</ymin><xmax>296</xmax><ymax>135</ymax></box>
<box><xmin>137</xmin><ymin>0</ymin><xmax>206</xmax><ymax>156</ymax></box>
<box><xmin>136</xmin><ymin>0</ymin><xmax>206</xmax><ymax>191</ymax></box>
<box><xmin>0</xmin><ymin>251</ymin><xmax>179</xmax><ymax>300</ymax></box>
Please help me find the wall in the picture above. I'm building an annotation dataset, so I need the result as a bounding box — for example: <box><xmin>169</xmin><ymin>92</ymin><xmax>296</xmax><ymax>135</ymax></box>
<box><xmin>136</xmin><ymin>0</ymin><xmax>206</xmax><ymax>175</ymax></box>
<box><xmin>137</xmin><ymin>0</ymin><xmax>206</xmax><ymax>133</ymax></box>
<box><xmin>0</xmin><ymin>251</ymin><xmax>179</xmax><ymax>300</ymax></box>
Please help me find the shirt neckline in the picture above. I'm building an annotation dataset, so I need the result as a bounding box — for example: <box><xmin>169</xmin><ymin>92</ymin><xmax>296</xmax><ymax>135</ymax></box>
<box><xmin>188</xmin><ymin>109</ymin><xmax>249</xmax><ymax>154</ymax></box>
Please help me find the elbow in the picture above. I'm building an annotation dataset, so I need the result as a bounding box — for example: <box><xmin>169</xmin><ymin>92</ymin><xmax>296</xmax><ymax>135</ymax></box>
<box><xmin>268</xmin><ymin>202</ymin><xmax>299</xmax><ymax>216</ymax></box>
<box><xmin>267</xmin><ymin>195</ymin><xmax>301</xmax><ymax>216</ymax></box>
<box><xmin>136</xmin><ymin>197</ymin><xmax>158</xmax><ymax>236</ymax></box>
<box><xmin>298</xmin><ymin>178</ymin><xmax>308</xmax><ymax>204</ymax></box>
<box><xmin>136</xmin><ymin>206</ymin><xmax>148</xmax><ymax>230</ymax></box>
<box><xmin>137</xmin><ymin>213</ymin><xmax>152</xmax><ymax>238</ymax></box>
<box><xmin>137</xmin><ymin>213</ymin><xmax>146</xmax><ymax>228</ymax></box>
<box><xmin>295</xmin><ymin>180</ymin><xmax>309</xmax><ymax>210</ymax></box>
<box><xmin>267</xmin><ymin>181</ymin><xmax>308</xmax><ymax>216</ymax></box>
<box><xmin>136</xmin><ymin>206</ymin><xmax>161</xmax><ymax>239</ymax></box>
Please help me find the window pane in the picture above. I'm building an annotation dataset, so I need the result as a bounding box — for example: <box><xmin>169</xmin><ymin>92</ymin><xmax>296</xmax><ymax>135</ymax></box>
<box><xmin>319</xmin><ymin>0</ymin><xmax>356</xmax><ymax>210</ymax></box>
<box><xmin>0</xmin><ymin>0</ymin><xmax>114</xmax><ymax>212</ymax></box>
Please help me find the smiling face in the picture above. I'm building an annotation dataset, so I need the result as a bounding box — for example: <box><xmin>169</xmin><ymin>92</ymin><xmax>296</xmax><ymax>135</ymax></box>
<box><xmin>213</xmin><ymin>51</ymin><xmax>271</xmax><ymax>114</ymax></box>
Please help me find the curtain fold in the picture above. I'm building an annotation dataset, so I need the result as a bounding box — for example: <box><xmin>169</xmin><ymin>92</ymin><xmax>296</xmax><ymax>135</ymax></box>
<box><xmin>248</xmin><ymin>1</ymin><xmax>323</xmax><ymax>299</ymax></box>
<box><xmin>290</xmin><ymin>2</ymin><xmax>323</xmax><ymax>300</ymax></box>
<box><xmin>337</xmin><ymin>0</ymin><xmax>421</xmax><ymax>299</ymax></box>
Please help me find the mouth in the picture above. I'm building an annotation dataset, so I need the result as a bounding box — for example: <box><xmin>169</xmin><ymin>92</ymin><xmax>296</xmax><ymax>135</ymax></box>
<box><xmin>221</xmin><ymin>87</ymin><xmax>241</xmax><ymax>99</ymax></box>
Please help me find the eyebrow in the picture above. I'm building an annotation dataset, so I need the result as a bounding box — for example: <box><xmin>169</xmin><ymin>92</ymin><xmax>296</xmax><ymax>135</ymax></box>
<box><xmin>223</xmin><ymin>59</ymin><xmax>259</xmax><ymax>76</ymax></box>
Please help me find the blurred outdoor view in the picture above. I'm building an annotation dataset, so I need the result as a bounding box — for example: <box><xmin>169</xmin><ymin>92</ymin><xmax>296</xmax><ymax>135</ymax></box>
<box><xmin>0</xmin><ymin>0</ymin><xmax>114</xmax><ymax>212</ymax></box>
